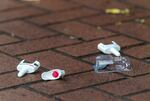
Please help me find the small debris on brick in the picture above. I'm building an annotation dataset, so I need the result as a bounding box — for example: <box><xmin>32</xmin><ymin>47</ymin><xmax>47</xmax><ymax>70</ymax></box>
<box><xmin>97</xmin><ymin>26</ymin><xmax>102</xmax><ymax>30</ymax></box>
<box><xmin>69</xmin><ymin>36</ymin><xmax>76</xmax><ymax>40</ymax></box>
<box><xmin>41</xmin><ymin>69</ymin><xmax>65</xmax><ymax>80</ymax></box>
<box><xmin>135</xmin><ymin>19</ymin><xmax>145</xmax><ymax>24</ymax></box>
<box><xmin>22</xmin><ymin>0</ymin><xmax>40</xmax><ymax>1</ymax></box>
<box><xmin>11</xmin><ymin>33</ymin><xmax>15</xmax><ymax>37</ymax></box>
<box><xmin>17</xmin><ymin>60</ymin><xmax>40</xmax><ymax>77</ymax></box>
<box><xmin>21</xmin><ymin>0</ymin><xmax>40</xmax><ymax>3</ymax></box>
<box><xmin>115</xmin><ymin>21</ymin><xmax>123</xmax><ymax>26</ymax></box>
<box><xmin>105</xmin><ymin>8</ymin><xmax>130</xmax><ymax>15</ymax></box>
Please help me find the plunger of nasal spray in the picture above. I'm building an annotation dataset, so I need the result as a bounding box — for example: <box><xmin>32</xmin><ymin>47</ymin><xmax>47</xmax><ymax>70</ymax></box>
<box><xmin>97</xmin><ymin>41</ymin><xmax>121</xmax><ymax>57</ymax></box>
<box><xmin>17</xmin><ymin>60</ymin><xmax>40</xmax><ymax>77</ymax></box>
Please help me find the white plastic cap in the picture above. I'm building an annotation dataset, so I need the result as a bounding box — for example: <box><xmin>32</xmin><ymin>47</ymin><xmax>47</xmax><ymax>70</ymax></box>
<box><xmin>41</xmin><ymin>69</ymin><xmax>65</xmax><ymax>81</ymax></box>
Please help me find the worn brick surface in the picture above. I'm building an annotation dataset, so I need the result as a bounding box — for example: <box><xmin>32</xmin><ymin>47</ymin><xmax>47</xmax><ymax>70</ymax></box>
<box><xmin>29</xmin><ymin>71</ymin><xmax>123</xmax><ymax>95</ymax></box>
<box><xmin>57</xmin><ymin>35</ymin><xmax>142</xmax><ymax>57</ymax></box>
<box><xmin>123</xmin><ymin>44</ymin><xmax>150</xmax><ymax>59</ymax></box>
<box><xmin>144</xmin><ymin>18</ymin><xmax>150</xmax><ymax>25</ymax></box>
<box><xmin>0</xmin><ymin>53</ymin><xmax>18</xmax><ymax>74</ymax></box>
<box><xmin>0</xmin><ymin>71</ymin><xmax>43</xmax><ymax>89</ymax></box>
<box><xmin>0</xmin><ymin>87</ymin><xmax>54</xmax><ymax>101</ymax></box>
<box><xmin>128</xmin><ymin>92</ymin><xmax>150</xmax><ymax>101</ymax></box>
<box><xmin>126</xmin><ymin>0</ymin><xmax>150</xmax><ymax>9</ymax></box>
<box><xmin>0</xmin><ymin>34</ymin><xmax>20</xmax><ymax>45</ymax></box>
<box><xmin>96</xmin><ymin>74</ymin><xmax>150</xmax><ymax>96</ymax></box>
<box><xmin>0</xmin><ymin>0</ymin><xmax>25</xmax><ymax>11</ymax></box>
<box><xmin>25</xmin><ymin>0</ymin><xmax>81</xmax><ymax>11</ymax></box>
<box><xmin>82</xmin><ymin>54</ymin><xmax>99</xmax><ymax>64</ymax></box>
<box><xmin>0</xmin><ymin>35</ymin><xmax>80</xmax><ymax>56</ymax></box>
<box><xmin>20</xmin><ymin>50</ymin><xmax>91</xmax><ymax>75</ymax></box>
<box><xmin>0</xmin><ymin>7</ymin><xmax>44</xmax><ymax>22</ymax></box>
<box><xmin>0</xmin><ymin>20</ymin><xmax>56</xmax><ymax>39</ymax></box>
<box><xmin>106</xmin><ymin>22</ymin><xmax>150</xmax><ymax>42</ymax></box>
<box><xmin>80</xmin><ymin>9</ymin><xmax>150</xmax><ymax>26</ymax></box>
<box><xmin>0</xmin><ymin>0</ymin><xmax>149</xmax><ymax>101</ymax></box>
<box><xmin>49</xmin><ymin>21</ymin><xmax>115</xmax><ymax>41</ymax></box>
<box><xmin>57</xmin><ymin>88</ymin><xmax>123</xmax><ymax>101</ymax></box>
<box><xmin>145</xmin><ymin>58</ymin><xmax>150</xmax><ymax>62</ymax></box>
<box><xmin>72</xmin><ymin>0</ymin><xmax>129</xmax><ymax>10</ymax></box>
<box><xmin>28</xmin><ymin>7</ymin><xmax>98</xmax><ymax>25</ymax></box>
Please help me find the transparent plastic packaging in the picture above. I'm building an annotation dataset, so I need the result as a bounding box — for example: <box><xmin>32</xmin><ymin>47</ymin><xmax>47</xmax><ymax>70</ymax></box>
<box><xmin>93</xmin><ymin>55</ymin><xmax>132</xmax><ymax>73</ymax></box>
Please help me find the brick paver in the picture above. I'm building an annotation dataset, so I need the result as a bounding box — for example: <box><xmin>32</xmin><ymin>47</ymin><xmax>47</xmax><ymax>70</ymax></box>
<box><xmin>49</xmin><ymin>21</ymin><xmax>115</xmax><ymax>41</ymax></box>
<box><xmin>80</xmin><ymin>9</ymin><xmax>150</xmax><ymax>26</ymax></box>
<box><xmin>106</xmin><ymin>22</ymin><xmax>150</xmax><ymax>42</ymax></box>
<box><xmin>0</xmin><ymin>7</ymin><xmax>45</xmax><ymax>22</ymax></box>
<box><xmin>72</xmin><ymin>0</ymin><xmax>129</xmax><ymax>10</ymax></box>
<box><xmin>0</xmin><ymin>20</ymin><xmax>56</xmax><ymax>39</ymax></box>
<box><xmin>0</xmin><ymin>34</ymin><xmax>20</xmax><ymax>45</ymax></box>
<box><xmin>0</xmin><ymin>87</ymin><xmax>53</xmax><ymax>101</ymax></box>
<box><xmin>128</xmin><ymin>91</ymin><xmax>150</xmax><ymax>101</ymax></box>
<box><xmin>0</xmin><ymin>0</ymin><xmax>149</xmax><ymax>101</ymax></box>
<box><xmin>57</xmin><ymin>35</ymin><xmax>142</xmax><ymax>57</ymax></box>
<box><xmin>29</xmin><ymin>71</ymin><xmax>123</xmax><ymax>95</ymax></box>
<box><xmin>56</xmin><ymin>88</ymin><xmax>123</xmax><ymax>101</ymax></box>
<box><xmin>24</xmin><ymin>0</ymin><xmax>81</xmax><ymax>11</ymax></box>
<box><xmin>144</xmin><ymin>18</ymin><xmax>150</xmax><ymax>25</ymax></box>
<box><xmin>126</xmin><ymin>0</ymin><xmax>150</xmax><ymax>9</ymax></box>
<box><xmin>0</xmin><ymin>0</ymin><xmax>25</xmax><ymax>11</ymax></box>
<box><xmin>0</xmin><ymin>35</ymin><xmax>80</xmax><ymax>56</ymax></box>
<box><xmin>20</xmin><ymin>50</ymin><xmax>91</xmax><ymax>75</ymax></box>
<box><xmin>0</xmin><ymin>53</ymin><xmax>18</xmax><ymax>74</ymax></box>
<box><xmin>123</xmin><ymin>44</ymin><xmax>150</xmax><ymax>59</ymax></box>
<box><xmin>28</xmin><ymin>7</ymin><xmax>98</xmax><ymax>25</ymax></box>
<box><xmin>0</xmin><ymin>71</ymin><xmax>42</xmax><ymax>89</ymax></box>
<box><xmin>96</xmin><ymin>75</ymin><xmax>150</xmax><ymax>96</ymax></box>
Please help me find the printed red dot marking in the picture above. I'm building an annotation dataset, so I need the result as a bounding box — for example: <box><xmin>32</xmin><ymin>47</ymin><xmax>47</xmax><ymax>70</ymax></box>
<box><xmin>52</xmin><ymin>71</ymin><xmax>59</xmax><ymax>78</ymax></box>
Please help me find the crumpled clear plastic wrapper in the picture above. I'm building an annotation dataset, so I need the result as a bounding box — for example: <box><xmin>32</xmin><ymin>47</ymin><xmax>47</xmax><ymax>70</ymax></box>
<box><xmin>93</xmin><ymin>55</ymin><xmax>132</xmax><ymax>73</ymax></box>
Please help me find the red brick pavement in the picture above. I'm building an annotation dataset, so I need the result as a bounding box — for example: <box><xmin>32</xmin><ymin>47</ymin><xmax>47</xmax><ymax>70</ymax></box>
<box><xmin>0</xmin><ymin>0</ymin><xmax>149</xmax><ymax>101</ymax></box>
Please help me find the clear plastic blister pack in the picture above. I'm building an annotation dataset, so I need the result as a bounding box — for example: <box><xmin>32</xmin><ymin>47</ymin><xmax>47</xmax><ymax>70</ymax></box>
<box><xmin>93</xmin><ymin>55</ymin><xmax>132</xmax><ymax>73</ymax></box>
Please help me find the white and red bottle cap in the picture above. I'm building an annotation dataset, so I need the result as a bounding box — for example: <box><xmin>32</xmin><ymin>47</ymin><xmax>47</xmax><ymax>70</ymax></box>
<box><xmin>41</xmin><ymin>69</ymin><xmax>65</xmax><ymax>80</ymax></box>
